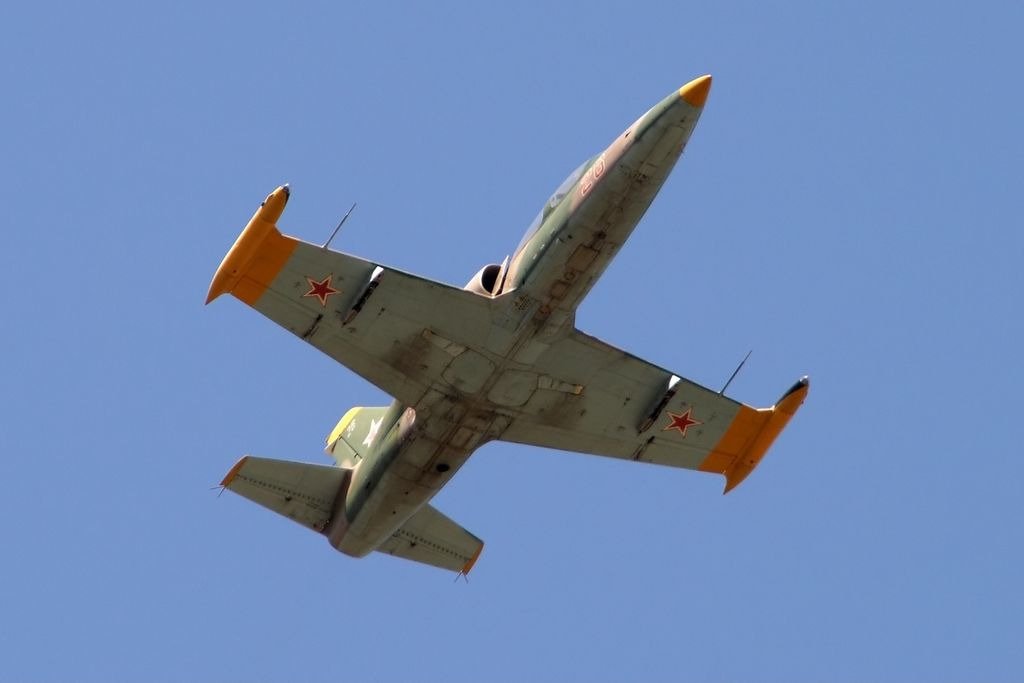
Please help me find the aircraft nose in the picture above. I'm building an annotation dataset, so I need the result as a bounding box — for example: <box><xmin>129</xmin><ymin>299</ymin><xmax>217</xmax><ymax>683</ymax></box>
<box><xmin>678</xmin><ymin>75</ymin><xmax>712</xmax><ymax>108</ymax></box>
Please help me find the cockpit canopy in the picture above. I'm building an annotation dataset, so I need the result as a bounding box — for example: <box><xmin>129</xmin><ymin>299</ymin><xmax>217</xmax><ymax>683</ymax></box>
<box><xmin>516</xmin><ymin>156</ymin><xmax>594</xmax><ymax>253</ymax></box>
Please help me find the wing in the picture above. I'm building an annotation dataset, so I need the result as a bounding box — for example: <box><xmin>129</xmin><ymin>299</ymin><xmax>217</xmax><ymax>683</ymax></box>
<box><xmin>499</xmin><ymin>329</ymin><xmax>809</xmax><ymax>493</ymax></box>
<box><xmin>220</xmin><ymin>456</ymin><xmax>347</xmax><ymax>532</ymax></box>
<box><xmin>206</xmin><ymin>187</ymin><xmax>493</xmax><ymax>408</ymax></box>
<box><xmin>376</xmin><ymin>503</ymin><xmax>484</xmax><ymax>574</ymax></box>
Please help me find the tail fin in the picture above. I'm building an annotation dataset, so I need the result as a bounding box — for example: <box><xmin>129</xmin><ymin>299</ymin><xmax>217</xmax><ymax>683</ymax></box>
<box><xmin>325</xmin><ymin>406</ymin><xmax>392</xmax><ymax>467</ymax></box>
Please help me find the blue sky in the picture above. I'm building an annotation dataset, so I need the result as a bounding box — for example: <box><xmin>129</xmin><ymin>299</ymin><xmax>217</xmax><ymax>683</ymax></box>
<box><xmin>2</xmin><ymin>1</ymin><xmax>1022</xmax><ymax>681</ymax></box>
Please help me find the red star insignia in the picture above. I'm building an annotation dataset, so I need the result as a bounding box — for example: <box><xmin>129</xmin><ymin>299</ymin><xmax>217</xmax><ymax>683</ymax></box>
<box><xmin>303</xmin><ymin>275</ymin><xmax>339</xmax><ymax>307</ymax></box>
<box><xmin>662</xmin><ymin>407</ymin><xmax>702</xmax><ymax>437</ymax></box>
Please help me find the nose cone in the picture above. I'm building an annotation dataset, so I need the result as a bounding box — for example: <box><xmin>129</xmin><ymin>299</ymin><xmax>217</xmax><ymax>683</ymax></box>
<box><xmin>678</xmin><ymin>75</ymin><xmax>712</xmax><ymax>108</ymax></box>
<box><xmin>627</xmin><ymin>75</ymin><xmax>712</xmax><ymax>149</ymax></box>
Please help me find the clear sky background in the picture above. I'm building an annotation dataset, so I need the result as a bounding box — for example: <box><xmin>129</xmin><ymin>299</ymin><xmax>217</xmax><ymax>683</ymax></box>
<box><xmin>1</xmin><ymin>1</ymin><xmax>1021</xmax><ymax>681</ymax></box>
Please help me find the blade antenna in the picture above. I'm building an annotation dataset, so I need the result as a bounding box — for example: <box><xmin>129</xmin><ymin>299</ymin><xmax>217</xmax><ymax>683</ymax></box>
<box><xmin>322</xmin><ymin>202</ymin><xmax>357</xmax><ymax>250</ymax></box>
<box><xmin>720</xmin><ymin>350</ymin><xmax>752</xmax><ymax>395</ymax></box>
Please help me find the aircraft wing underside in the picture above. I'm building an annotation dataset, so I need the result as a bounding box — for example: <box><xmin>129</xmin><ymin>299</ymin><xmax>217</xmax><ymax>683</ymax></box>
<box><xmin>500</xmin><ymin>329</ymin><xmax>808</xmax><ymax>493</ymax></box>
<box><xmin>208</xmin><ymin>221</ymin><xmax>494</xmax><ymax>409</ymax></box>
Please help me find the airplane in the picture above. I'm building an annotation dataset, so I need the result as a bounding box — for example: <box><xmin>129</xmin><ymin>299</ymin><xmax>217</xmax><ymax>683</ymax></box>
<box><xmin>206</xmin><ymin>74</ymin><xmax>808</xmax><ymax>575</ymax></box>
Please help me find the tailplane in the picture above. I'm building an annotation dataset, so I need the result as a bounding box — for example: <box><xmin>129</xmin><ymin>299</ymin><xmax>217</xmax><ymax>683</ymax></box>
<box><xmin>220</xmin><ymin>456</ymin><xmax>347</xmax><ymax>532</ymax></box>
<box><xmin>220</xmin><ymin>455</ymin><xmax>484</xmax><ymax>574</ymax></box>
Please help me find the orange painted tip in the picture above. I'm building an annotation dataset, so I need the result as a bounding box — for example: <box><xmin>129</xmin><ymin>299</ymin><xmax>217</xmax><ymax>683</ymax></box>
<box><xmin>220</xmin><ymin>456</ymin><xmax>249</xmax><ymax>487</ymax></box>
<box><xmin>721</xmin><ymin>376</ymin><xmax>809</xmax><ymax>494</ymax></box>
<box><xmin>257</xmin><ymin>185</ymin><xmax>290</xmax><ymax>225</ymax></box>
<box><xmin>776</xmin><ymin>376</ymin><xmax>810</xmax><ymax>415</ymax></box>
<box><xmin>205</xmin><ymin>186</ymin><xmax>292</xmax><ymax>304</ymax></box>
<box><xmin>461</xmin><ymin>544</ymin><xmax>484</xmax><ymax>576</ymax></box>
<box><xmin>678</xmin><ymin>75</ymin><xmax>712</xmax><ymax>108</ymax></box>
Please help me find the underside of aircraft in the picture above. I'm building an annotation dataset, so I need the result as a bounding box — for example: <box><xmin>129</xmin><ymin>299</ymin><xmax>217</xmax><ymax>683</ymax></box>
<box><xmin>206</xmin><ymin>75</ymin><xmax>808</xmax><ymax>574</ymax></box>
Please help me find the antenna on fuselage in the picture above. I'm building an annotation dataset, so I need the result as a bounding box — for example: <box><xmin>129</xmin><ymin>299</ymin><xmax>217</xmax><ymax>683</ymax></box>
<box><xmin>322</xmin><ymin>202</ymin><xmax>358</xmax><ymax>250</ymax></box>
<box><xmin>720</xmin><ymin>350</ymin><xmax>752</xmax><ymax>395</ymax></box>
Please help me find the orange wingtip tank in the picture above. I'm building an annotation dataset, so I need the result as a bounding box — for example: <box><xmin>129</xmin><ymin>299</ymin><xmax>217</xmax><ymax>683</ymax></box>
<box><xmin>205</xmin><ymin>185</ymin><xmax>293</xmax><ymax>305</ymax></box>
<box><xmin>722</xmin><ymin>377</ymin><xmax>809</xmax><ymax>494</ymax></box>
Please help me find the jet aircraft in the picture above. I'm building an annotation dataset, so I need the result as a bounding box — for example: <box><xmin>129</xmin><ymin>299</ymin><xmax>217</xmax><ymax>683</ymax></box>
<box><xmin>207</xmin><ymin>75</ymin><xmax>808</xmax><ymax>574</ymax></box>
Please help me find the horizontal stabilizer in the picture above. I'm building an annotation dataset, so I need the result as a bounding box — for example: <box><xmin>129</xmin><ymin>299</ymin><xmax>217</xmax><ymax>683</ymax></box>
<box><xmin>376</xmin><ymin>503</ymin><xmax>483</xmax><ymax>574</ymax></box>
<box><xmin>220</xmin><ymin>456</ymin><xmax>348</xmax><ymax>532</ymax></box>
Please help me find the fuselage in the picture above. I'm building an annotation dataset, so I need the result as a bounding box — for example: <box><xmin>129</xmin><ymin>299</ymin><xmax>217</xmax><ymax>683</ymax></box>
<box><xmin>329</xmin><ymin>78</ymin><xmax>711</xmax><ymax>558</ymax></box>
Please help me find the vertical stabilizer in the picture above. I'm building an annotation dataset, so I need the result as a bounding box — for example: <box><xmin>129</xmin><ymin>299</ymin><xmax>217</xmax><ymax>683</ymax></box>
<box><xmin>325</xmin><ymin>406</ymin><xmax>394</xmax><ymax>468</ymax></box>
